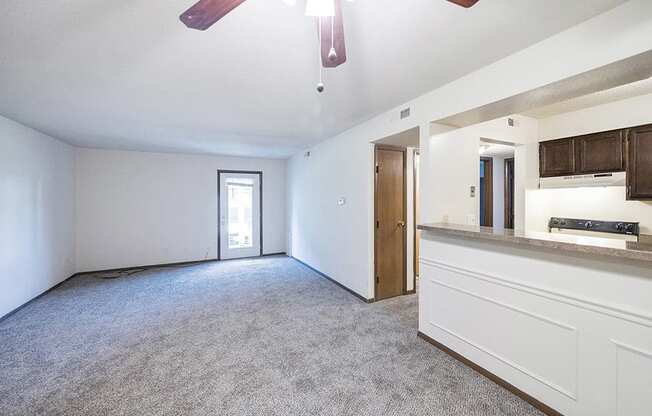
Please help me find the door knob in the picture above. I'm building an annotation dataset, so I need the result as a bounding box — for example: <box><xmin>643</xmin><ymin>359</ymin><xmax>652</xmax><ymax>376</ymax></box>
<box><xmin>397</xmin><ymin>221</ymin><xmax>406</xmax><ymax>228</ymax></box>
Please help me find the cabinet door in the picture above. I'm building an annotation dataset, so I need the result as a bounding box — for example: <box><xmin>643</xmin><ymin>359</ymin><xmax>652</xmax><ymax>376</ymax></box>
<box><xmin>627</xmin><ymin>124</ymin><xmax>652</xmax><ymax>200</ymax></box>
<box><xmin>540</xmin><ymin>138</ymin><xmax>575</xmax><ymax>177</ymax></box>
<box><xmin>576</xmin><ymin>130</ymin><xmax>624</xmax><ymax>174</ymax></box>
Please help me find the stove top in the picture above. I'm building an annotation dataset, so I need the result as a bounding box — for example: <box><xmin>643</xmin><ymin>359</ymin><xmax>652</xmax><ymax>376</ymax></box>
<box><xmin>548</xmin><ymin>217</ymin><xmax>640</xmax><ymax>238</ymax></box>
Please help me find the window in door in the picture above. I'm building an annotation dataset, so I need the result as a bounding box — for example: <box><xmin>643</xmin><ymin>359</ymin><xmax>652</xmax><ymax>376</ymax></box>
<box><xmin>218</xmin><ymin>171</ymin><xmax>262</xmax><ymax>260</ymax></box>
<box><xmin>226</xmin><ymin>178</ymin><xmax>254</xmax><ymax>249</ymax></box>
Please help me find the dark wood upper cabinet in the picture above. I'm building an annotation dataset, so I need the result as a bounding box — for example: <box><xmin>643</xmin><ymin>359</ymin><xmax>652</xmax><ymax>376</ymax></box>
<box><xmin>539</xmin><ymin>123</ymin><xmax>652</xmax><ymax>200</ymax></box>
<box><xmin>626</xmin><ymin>124</ymin><xmax>652</xmax><ymax>200</ymax></box>
<box><xmin>540</xmin><ymin>130</ymin><xmax>625</xmax><ymax>177</ymax></box>
<box><xmin>575</xmin><ymin>130</ymin><xmax>625</xmax><ymax>174</ymax></box>
<box><xmin>539</xmin><ymin>138</ymin><xmax>575</xmax><ymax>177</ymax></box>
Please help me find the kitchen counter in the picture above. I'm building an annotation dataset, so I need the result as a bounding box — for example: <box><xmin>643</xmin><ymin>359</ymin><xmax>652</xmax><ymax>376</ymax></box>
<box><xmin>417</xmin><ymin>222</ymin><xmax>652</xmax><ymax>264</ymax></box>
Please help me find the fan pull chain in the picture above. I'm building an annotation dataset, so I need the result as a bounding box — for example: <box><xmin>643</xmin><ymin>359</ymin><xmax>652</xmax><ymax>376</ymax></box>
<box><xmin>317</xmin><ymin>17</ymin><xmax>324</xmax><ymax>93</ymax></box>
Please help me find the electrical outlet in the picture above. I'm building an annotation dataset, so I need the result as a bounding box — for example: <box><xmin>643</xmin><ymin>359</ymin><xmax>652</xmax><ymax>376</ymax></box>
<box><xmin>467</xmin><ymin>214</ymin><xmax>477</xmax><ymax>226</ymax></box>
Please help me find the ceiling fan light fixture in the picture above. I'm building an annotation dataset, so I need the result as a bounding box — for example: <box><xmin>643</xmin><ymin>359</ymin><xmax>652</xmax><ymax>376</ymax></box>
<box><xmin>305</xmin><ymin>0</ymin><xmax>335</xmax><ymax>17</ymax></box>
<box><xmin>328</xmin><ymin>47</ymin><xmax>337</xmax><ymax>62</ymax></box>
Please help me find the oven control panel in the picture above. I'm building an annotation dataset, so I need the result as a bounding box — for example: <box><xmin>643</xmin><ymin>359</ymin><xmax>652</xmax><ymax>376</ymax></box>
<box><xmin>548</xmin><ymin>217</ymin><xmax>640</xmax><ymax>236</ymax></box>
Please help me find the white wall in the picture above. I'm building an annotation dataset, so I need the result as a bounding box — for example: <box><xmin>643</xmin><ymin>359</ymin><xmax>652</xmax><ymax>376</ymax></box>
<box><xmin>0</xmin><ymin>115</ymin><xmax>76</xmax><ymax>318</ymax></box>
<box><xmin>423</xmin><ymin>116</ymin><xmax>539</xmax><ymax>229</ymax></box>
<box><xmin>422</xmin><ymin>126</ymin><xmax>482</xmax><ymax>226</ymax></box>
<box><xmin>538</xmin><ymin>92</ymin><xmax>652</xmax><ymax>140</ymax></box>
<box><xmin>287</xmin><ymin>132</ymin><xmax>375</xmax><ymax>299</ymax></box>
<box><xmin>76</xmin><ymin>148</ymin><xmax>286</xmax><ymax>272</ymax></box>
<box><xmin>491</xmin><ymin>156</ymin><xmax>506</xmax><ymax>229</ymax></box>
<box><xmin>526</xmin><ymin>92</ymin><xmax>652</xmax><ymax>234</ymax></box>
<box><xmin>286</xmin><ymin>0</ymin><xmax>652</xmax><ymax>299</ymax></box>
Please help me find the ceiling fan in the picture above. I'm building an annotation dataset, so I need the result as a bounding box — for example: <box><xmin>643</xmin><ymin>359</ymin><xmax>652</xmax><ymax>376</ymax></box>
<box><xmin>180</xmin><ymin>0</ymin><xmax>480</xmax><ymax>91</ymax></box>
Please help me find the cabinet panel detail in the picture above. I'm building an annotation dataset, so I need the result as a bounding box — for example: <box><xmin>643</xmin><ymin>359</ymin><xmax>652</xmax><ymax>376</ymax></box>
<box><xmin>540</xmin><ymin>138</ymin><xmax>575</xmax><ymax>177</ymax></box>
<box><xmin>613</xmin><ymin>341</ymin><xmax>652</xmax><ymax>416</ymax></box>
<box><xmin>626</xmin><ymin>124</ymin><xmax>652</xmax><ymax>200</ymax></box>
<box><xmin>427</xmin><ymin>276</ymin><xmax>578</xmax><ymax>399</ymax></box>
<box><xmin>576</xmin><ymin>130</ymin><xmax>624</xmax><ymax>174</ymax></box>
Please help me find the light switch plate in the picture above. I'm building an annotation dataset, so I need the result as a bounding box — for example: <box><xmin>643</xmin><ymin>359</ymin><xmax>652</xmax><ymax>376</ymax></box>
<box><xmin>470</xmin><ymin>186</ymin><xmax>476</xmax><ymax>198</ymax></box>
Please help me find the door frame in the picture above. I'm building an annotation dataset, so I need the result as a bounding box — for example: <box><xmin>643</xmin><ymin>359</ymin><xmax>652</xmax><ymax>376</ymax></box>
<box><xmin>217</xmin><ymin>170</ymin><xmax>263</xmax><ymax>260</ymax></box>
<box><xmin>374</xmin><ymin>144</ymin><xmax>407</xmax><ymax>300</ymax></box>
<box><xmin>413</xmin><ymin>149</ymin><xmax>419</xmax><ymax>285</ymax></box>
<box><xmin>480</xmin><ymin>157</ymin><xmax>493</xmax><ymax>227</ymax></box>
<box><xmin>504</xmin><ymin>157</ymin><xmax>515</xmax><ymax>229</ymax></box>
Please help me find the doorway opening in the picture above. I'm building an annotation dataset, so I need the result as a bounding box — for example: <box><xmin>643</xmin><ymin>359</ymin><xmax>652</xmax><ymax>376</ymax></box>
<box><xmin>479</xmin><ymin>140</ymin><xmax>516</xmax><ymax>229</ymax></box>
<box><xmin>371</xmin><ymin>126</ymin><xmax>419</xmax><ymax>301</ymax></box>
<box><xmin>218</xmin><ymin>170</ymin><xmax>263</xmax><ymax>260</ymax></box>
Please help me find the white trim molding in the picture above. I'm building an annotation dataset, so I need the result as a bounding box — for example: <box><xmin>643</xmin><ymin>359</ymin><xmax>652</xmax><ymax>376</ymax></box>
<box><xmin>421</xmin><ymin>257</ymin><xmax>652</xmax><ymax>328</ymax></box>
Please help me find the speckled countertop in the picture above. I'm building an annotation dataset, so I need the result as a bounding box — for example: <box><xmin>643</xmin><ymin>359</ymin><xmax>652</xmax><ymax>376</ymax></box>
<box><xmin>418</xmin><ymin>223</ymin><xmax>652</xmax><ymax>264</ymax></box>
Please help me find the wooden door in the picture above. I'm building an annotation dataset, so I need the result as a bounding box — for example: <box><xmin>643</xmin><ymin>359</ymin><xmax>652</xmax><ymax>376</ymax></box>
<box><xmin>375</xmin><ymin>146</ymin><xmax>406</xmax><ymax>300</ymax></box>
<box><xmin>626</xmin><ymin>124</ymin><xmax>652</xmax><ymax>200</ymax></box>
<box><xmin>576</xmin><ymin>130</ymin><xmax>624</xmax><ymax>174</ymax></box>
<box><xmin>504</xmin><ymin>158</ymin><xmax>515</xmax><ymax>229</ymax></box>
<box><xmin>480</xmin><ymin>157</ymin><xmax>493</xmax><ymax>227</ymax></box>
<box><xmin>539</xmin><ymin>138</ymin><xmax>575</xmax><ymax>177</ymax></box>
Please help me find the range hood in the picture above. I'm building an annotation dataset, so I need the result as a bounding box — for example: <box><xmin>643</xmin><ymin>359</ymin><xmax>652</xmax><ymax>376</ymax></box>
<box><xmin>539</xmin><ymin>172</ymin><xmax>626</xmax><ymax>189</ymax></box>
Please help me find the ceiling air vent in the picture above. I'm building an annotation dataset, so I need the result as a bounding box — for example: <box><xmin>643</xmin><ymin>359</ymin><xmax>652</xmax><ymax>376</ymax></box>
<box><xmin>400</xmin><ymin>107</ymin><xmax>411</xmax><ymax>120</ymax></box>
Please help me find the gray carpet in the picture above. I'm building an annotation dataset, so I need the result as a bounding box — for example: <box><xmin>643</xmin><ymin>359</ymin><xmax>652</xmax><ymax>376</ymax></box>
<box><xmin>0</xmin><ymin>256</ymin><xmax>544</xmax><ymax>416</ymax></box>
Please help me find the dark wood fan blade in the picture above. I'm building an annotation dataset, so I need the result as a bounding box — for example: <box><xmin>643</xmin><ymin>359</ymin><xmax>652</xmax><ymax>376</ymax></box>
<box><xmin>320</xmin><ymin>0</ymin><xmax>346</xmax><ymax>68</ymax></box>
<box><xmin>446</xmin><ymin>0</ymin><xmax>480</xmax><ymax>7</ymax></box>
<box><xmin>180</xmin><ymin>0</ymin><xmax>247</xmax><ymax>31</ymax></box>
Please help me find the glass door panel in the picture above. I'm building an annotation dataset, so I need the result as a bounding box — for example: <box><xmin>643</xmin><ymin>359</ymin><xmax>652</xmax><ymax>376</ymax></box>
<box><xmin>219</xmin><ymin>172</ymin><xmax>261</xmax><ymax>259</ymax></box>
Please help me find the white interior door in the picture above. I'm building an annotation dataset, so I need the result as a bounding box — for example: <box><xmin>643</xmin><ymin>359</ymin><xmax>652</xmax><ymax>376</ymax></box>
<box><xmin>219</xmin><ymin>172</ymin><xmax>261</xmax><ymax>260</ymax></box>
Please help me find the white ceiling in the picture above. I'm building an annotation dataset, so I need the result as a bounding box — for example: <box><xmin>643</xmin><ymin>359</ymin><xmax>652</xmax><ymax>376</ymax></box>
<box><xmin>522</xmin><ymin>77</ymin><xmax>652</xmax><ymax>119</ymax></box>
<box><xmin>0</xmin><ymin>0</ymin><xmax>626</xmax><ymax>158</ymax></box>
<box><xmin>374</xmin><ymin>127</ymin><xmax>420</xmax><ymax>148</ymax></box>
<box><xmin>480</xmin><ymin>142</ymin><xmax>515</xmax><ymax>158</ymax></box>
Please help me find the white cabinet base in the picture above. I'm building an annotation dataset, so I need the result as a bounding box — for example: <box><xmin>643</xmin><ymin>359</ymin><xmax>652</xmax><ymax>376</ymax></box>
<box><xmin>418</xmin><ymin>233</ymin><xmax>652</xmax><ymax>416</ymax></box>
